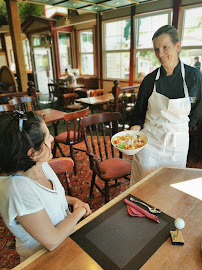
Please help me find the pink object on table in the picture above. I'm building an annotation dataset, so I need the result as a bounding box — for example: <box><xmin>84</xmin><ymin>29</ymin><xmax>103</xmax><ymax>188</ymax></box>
<box><xmin>127</xmin><ymin>205</ymin><xmax>145</xmax><ymax>217</ymax></box>
<box><xmin>124</xmin><ymin>199</ymin><xmax>160</xmax><ymax>223</ymax></box>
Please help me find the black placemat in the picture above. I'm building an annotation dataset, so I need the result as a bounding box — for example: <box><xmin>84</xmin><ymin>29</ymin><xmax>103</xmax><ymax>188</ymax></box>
<box><xmin>70</xmin><ymin>194</ymin><xmax>175</xmax><ymax>270</ymax></box>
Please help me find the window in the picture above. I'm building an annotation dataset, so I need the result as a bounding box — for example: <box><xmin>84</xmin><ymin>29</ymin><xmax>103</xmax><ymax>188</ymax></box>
<box><xmin>58</xmin><ymin>32</ymin><xmax>72</xmax><ymax>75</ymax></box>
<box><xmin>180</xmin><ymin>5</ymin><xmax>202</xmax><ymax>69</ymax></box>
<box><xmin>103</xmin><ymin>19</ymin><xmax>131</xmax><ymax>79</ymax></box>
<box><xmin>23</xmin><ymin>39</ymin><xmax>32</xmax><ymax>71</ymax></box>
<box><xmin>79</xmin><ymin>29</ymin><xmax>94</xmax><ymax>75</ymax></box>
<box><xmin>134</xmin><ymin>11</ymin><xmax>172</xmax><ymax>79</ymax></box>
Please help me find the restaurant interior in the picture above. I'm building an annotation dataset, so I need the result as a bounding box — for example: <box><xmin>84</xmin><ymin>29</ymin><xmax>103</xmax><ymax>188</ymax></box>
<box><xmin>0</xmin><ymin>0</ymin><xmax>202</xmax><ymax>269</ymax></box>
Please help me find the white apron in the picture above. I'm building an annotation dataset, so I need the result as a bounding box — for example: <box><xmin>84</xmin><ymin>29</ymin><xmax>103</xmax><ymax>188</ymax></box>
<box><xmin>131</xmin><ymin>63</ymin><xmax>191</xmax><ymax>186</ymax></box>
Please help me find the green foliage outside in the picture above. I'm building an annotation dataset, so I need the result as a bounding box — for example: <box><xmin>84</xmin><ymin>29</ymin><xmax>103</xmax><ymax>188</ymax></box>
<box><xmin>0</xmin><ymin>0</ymin><xmax>43</xmax><ymax>25</ymax></box>
<box><xmin>0</xmin><ymin>0</ymin><xmax>8</xmax><ymax>25</ymax></box>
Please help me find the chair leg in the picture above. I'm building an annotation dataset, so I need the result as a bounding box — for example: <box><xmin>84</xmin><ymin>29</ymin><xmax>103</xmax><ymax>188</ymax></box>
<box><xmin>104</xmin><ymin>181</ymin><xmax>109</xmax><ymax>203</ymax></box>
<box><xmin>53</xmin><ymin>142</ymin><xmax>66</xmax><ymax>157</ymax></box>
<box><xmin>70</xmin><ymin>145</ymin><xmax>77</xmax><ymax>176</ymax></box>
<box><xmin>90</xmin><ymin>172</ymin><xmax>96</xmax><ymax>197</ymax></box>
<box><xmin>52</xmin><ymin>142</ymin><xmax>57</xmax><ymax>158</ymax></box>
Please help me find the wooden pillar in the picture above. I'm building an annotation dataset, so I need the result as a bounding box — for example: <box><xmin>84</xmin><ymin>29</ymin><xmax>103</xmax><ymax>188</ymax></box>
<box><xmin>172</xmin><ymin>0</ymin><xmax>182</xmax><ymax>30</ymax></box>
<box><xmin>51</xmin><ymin>27</ymin><xmax>59</xmax><ymax>78</ymax></box>
<box><xmin>5</xmin><ymin>0</ymin><xmax>27</xmax><ymax>92</ymax></box>
<box><xmin>97</xmin><ymin>13</ymin><xmax>103</xmax><ymax>89</ymax></box>
<box><xmin>129</xmin><ymin>5</ymin><xmax>136</xmax><ymax>86</ymax></box>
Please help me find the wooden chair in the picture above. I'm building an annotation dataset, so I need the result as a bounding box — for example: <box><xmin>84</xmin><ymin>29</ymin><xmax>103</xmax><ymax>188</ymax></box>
<box><xmin>63</xmin><ymin>93</ymin><xmax>83</xmax><ymax>111</ymax></box>
<box><xmin>48</xmin><ymin>83</ymin><xmax>62</xmax><ymax>105</ymax></box>
<box><xmin>80</xmin><ymin>112</ymin><xmax>131</xmax><ymax>203</ymax></box>
<box><xmin>8</xmin><ymin>96</ymin><xmax>39</xmax><ymax>111</ymax></box>
<box><xmin>48</xmin><ymin>157</ymin><xmax>74</xmax><ymax>196</ymax></box>
<box><xmin>0</xmin><ymin>104</ymin><xmax>15</xmax><ymax>111</ymax></box>
<box><xmin>53</xmin><ymin>107</ymin><xmax>89</xmax><ymax>175</ymax></box>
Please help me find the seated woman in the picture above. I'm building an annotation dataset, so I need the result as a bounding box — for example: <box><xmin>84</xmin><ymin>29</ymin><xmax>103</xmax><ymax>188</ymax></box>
<box><xmin>0</xmin><ymin>111</ymin><xmax>91</xmax><ymax>262</ymax></box>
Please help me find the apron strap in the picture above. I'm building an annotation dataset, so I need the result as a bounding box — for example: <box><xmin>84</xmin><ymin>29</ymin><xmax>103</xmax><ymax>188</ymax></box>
<box><xmin>181</xmin><ymin>62</ymin><xmax>189</xmax><ymax>98</ymax></box>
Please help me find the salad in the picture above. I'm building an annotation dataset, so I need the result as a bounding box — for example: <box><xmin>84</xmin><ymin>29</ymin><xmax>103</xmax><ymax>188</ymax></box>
<box><xmin>112</xmin><ymin>133</ymin><xmax>146</xmax><ymax>150</ymax></box>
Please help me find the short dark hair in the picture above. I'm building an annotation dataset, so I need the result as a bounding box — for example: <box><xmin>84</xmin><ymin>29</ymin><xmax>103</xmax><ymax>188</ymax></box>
<box><xmin>0</xmin><ymin>111</ymin><xmax>45</xmax><ymax>174</ymax></box>
<box><xmin>152</xmin><ymin>25</ymin><xmax>180</xmax><ymax>45</ymax></box>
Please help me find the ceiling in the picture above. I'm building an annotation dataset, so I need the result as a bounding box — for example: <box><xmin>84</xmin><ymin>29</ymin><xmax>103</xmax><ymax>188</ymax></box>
<box><xmin>28</xmin><ymin>0</ymin><xmax>154</xmax><ymax>14</ymax></box>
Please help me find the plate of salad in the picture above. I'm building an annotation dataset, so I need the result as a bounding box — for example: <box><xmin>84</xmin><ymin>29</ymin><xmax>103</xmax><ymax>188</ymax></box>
<box><xmin>111</xmin><ymin>130</ymin><xmax>148</xmax><ymax>155</ymax></box>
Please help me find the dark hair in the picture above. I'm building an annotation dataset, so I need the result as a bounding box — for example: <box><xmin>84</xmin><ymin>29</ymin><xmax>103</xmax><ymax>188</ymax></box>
<box><xmin>152</xmin><ymin>25</ymin><xmax>180</xmax><ymax>45</ymax></box>
<box><xmin>0</xmin><ymin>111</ymin><xmax>45</xmax><ymax>174</ymax></box>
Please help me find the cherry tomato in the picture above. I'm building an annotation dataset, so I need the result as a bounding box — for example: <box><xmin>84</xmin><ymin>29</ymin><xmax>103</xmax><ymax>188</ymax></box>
<box><xmin>125</xmin><ymin>146</ymin><xmax>129</xmax><ymax>150</ymax></box>
<box><xmin>114</xmin><ymin>140</ymin><xmax>118</xmax><ymax>144</ymax></box>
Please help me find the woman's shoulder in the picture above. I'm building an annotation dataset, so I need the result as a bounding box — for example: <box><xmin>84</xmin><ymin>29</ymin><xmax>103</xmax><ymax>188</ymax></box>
<box><xmin>143</xmin><ymin>68</ymin><xmax>158</xmax><ymax>81</ymax></box>
<box><xmin>184</xmin><ymin>63</ymin><xmax>201</xmax><ymax>78</ymax></box>
<box><xmin>140</xmin><ymin>68</ymin><xmax>159</xmax><ymax>88</ymax></box>
<box><xmin>0</xmin><ymin>174</ymin><xmax>34</xmax><ymax>193</ymax></box>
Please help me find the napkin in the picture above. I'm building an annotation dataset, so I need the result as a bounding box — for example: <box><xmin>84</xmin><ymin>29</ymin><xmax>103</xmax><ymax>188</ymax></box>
<box><xmin>127</xmin><ymin>205</ymin><xmax>145</xmax><ymax>217</ymax></box>
<box><xmin>124</xmin><ymin>199</ymin><xmax>160</xmax><ymax>223</ymax></box>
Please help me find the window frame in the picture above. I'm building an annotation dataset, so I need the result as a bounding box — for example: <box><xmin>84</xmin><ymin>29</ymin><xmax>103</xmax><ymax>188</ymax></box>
<box><xmin>133</xmin><ymin>9</ymin><xmax>172</xmax><ymax>81</ymax></box>
<box><xmin>78</xmin><ymin>28</ymin><xmax>95</xmax><ymax>76</ymax></box>
<box><xmin>103</xmin><ymin>16</ymin><xmax>131</xmax><ymax>81</ymax></box>
<box><xmin>57</xmin><ymin>31</ymin><xmax>72</xmax><ymax>76</ymax></box>
<box><xmin>178</xmin><ymin>4</ymin><xmax>202</xmax><ymax>67</ymax></box>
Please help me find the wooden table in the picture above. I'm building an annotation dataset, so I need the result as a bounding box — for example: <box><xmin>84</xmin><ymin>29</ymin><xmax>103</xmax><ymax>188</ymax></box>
<box><xmin>76</xmin><ymin>93</ymin><xmax>114</xmax><ymax>113</ymax></box>
<box><xmin>0</xmin><ymin>91</ymin><xmax>28</xmax><ymax>101</ymax></box>
<box><xmin>13</xmin><ymin>166</ymin><xmax>202</xmax><ymax>270</ymax></box>
<box><xmin>76</xmin><ymin>93</ymin><xmax>132</xmax><ymax>113</ymax></box>
<box><xmin>35</xmin><ymin>108</ymin><xmax>67</xmax><ymax>136</ymax></box>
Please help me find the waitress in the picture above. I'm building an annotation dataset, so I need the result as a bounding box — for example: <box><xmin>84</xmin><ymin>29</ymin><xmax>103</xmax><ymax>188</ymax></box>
<box><xmin>130</xmin><ymin>25</ymin><xmax>202</xmax><ymax>185</ymax></box>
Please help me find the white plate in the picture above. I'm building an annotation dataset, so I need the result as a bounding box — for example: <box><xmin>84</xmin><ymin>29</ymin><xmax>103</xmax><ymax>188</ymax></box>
<box><xmin>111</xmin><ymin>130</ymin><xmax>148</xmax><ymax>155</ymax></box>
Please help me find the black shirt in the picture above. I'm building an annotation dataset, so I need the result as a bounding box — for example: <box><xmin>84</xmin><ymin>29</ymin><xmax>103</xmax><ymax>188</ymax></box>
<box><xmin>130</xmin><ymin>61</ymin><xmax>202</xmax><ymax>127</ymax></box>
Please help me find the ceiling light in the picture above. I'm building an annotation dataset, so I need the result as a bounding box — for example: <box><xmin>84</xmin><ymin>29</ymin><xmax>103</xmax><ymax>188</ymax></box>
<box><xmin>73</xmin><ymin>3</ymin><xmax>77</xmax><ymax>6</ymax></box>
<box><xmin>115</xmin><ymin>2</ymin><xmax>120</xmax><ymax>4</ymax></box>
<box><xmin>94</xmin><ymin>6</ymin><xmax>100</xmax><ymax>9</ymax></box>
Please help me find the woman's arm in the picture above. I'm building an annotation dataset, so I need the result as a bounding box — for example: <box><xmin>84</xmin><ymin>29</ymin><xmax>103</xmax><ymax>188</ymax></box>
<box><xmin>16</xmin><ymin>206</ymin><xmax>87</xmax><ymax>252</ymax></box>
<box><xmin>129</xmin><ymin>72</ymin><xmax>155</xmax><ymax>128</ymax></box>
<box><xmin>188</xmin><ymin>70</ymin><xmax>202</xmax><ymax>127</ymax></box>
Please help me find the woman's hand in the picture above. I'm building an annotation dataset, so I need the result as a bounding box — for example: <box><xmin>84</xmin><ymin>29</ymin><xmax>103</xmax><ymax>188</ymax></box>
<box><xmin>67</xmin><ymin>196</ymin><xmax>92</xmax><ymax>218</ymax></box>
<box><xmin>73</xmin><ymin>198</ymin><xmax>92</xmax><ymax>218</ymax></box>
<box><xmin>130</xmin><ymin>125</ymin><xmax>141</xmax><ymax>131</ymax></box>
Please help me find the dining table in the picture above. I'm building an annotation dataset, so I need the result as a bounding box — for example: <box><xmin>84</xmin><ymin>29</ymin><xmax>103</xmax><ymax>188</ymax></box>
<box><xmin>76</xmin><ymin>93</ymin><xmax>114</xmax><ymax>113</ymax></box>
<box><xmin>58</xmin><ymin>84</ymin><xmax>85</xmax><ymax>94</ymax></box>
<box><xmin>34</xmin><ymin>108</ymin><xmax>67</xmax><ymax>136</ymax></box>
<box><xmin>0</xmin><ymin>91</ymin><xmax>29</xmax><ymax>103</ymax></box>
<box><xmin>76</xmin><ymin>93</ymin><xmax>133</xmax><ymax>113</ymax></box>
<box><xmin>13</xmin><ymin>166</ymin><xmax>202</xmax><ymax>270</ymax></box>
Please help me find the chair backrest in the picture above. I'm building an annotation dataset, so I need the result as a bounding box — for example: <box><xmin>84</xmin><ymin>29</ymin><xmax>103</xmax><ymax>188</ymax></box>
<box><xmin>80</xmin><ymin>112</ymin><xmax>122</xmax><ymax>167</ymax></box>
<box><xmin>0</xmin><ymin>104</ymin><xmax>16</xmax><ymax>112</ymax></box>
<box><xmin>48</xmin><ymin>83</ymin><xmax>58</xmax><ymax>93</ymax></box>
<box><xmin>8</xmin><ymin>96</ymin><xmax>39</xmax><ymax>111</ymax></box>
<box><xmin>48</xmin><ymin>157</ymin><xmax>74</xmax><ymax>174</ymax></box>
<box><xmin>48</xmin><ymin>157</ymin><xmax>74</xmax><ymax>195</ymax></box>
<box><xmin>63</xmin><ymin>107</ymin><xmax>89</xmax><ymax>145</ymax></box>
<box><xmin>63</xmin><ymin>93</ymin><xmax>77</xmax><ymax>106</ymax></box>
